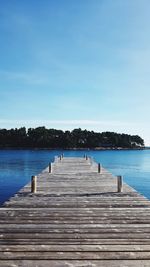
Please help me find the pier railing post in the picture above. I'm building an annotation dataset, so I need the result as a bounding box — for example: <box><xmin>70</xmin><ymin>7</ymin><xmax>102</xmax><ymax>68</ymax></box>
<box><xmin>98</xmin><ymin>163</ymin><xmax>101</xmax><ymax>173</ymax></box>
<box><xmin>49</xmin><ymin>163</ymin><xmax>52</xmax><ymax>173</ymax></box>
<box><xmin>117</xmin><ymin>175</ymin><xmax>123</xmax><ymax>192</ymax></box>
<box><xmin>31</xmin><ymin>175</ymin><xmax>37</xmax><ymax>193</ymax></box>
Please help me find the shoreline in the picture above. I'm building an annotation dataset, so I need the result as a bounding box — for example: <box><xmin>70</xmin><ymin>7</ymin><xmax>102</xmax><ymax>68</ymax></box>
<box><xmin>0</xmin><ymin>146</ymin><xmax>148</xmax><ymax>151</ymax></box>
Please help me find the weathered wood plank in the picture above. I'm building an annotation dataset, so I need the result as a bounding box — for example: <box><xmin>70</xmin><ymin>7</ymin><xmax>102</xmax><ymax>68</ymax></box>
<box><xmin>0</xmin><ymin>260</ymin><xmax>150</xmax><ymax>267</ymax></box>
<box><xmin>1</xmin><ymin>251</ymin><xmax>150</xmax><ymax>260</ymax></box>
<box><xmin>1</xmin><ymin>244</ymin><xmax>150</xmax><ymax>252</ymax></box>
<box><xmin>1</xmin><ymin>239</ymin><xmax>150</xmax><ymax>245</ymax></box>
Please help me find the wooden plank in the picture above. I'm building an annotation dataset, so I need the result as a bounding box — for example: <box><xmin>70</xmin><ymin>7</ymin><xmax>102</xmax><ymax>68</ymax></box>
<box><xmin>1</xmin><ymin>244</ymin><xmax>150</xmax><ymax>252</ymax></box>
<box><xmin>0</xmin><ymin>260</ymin><xmax>150</xmax><ymax>267</ymax></box>
<box><xmin>1</xmin><ymin>251</ymin><xmax>150</xmax><ymax>260</ymax></box>
<box><xmin>1</xmin><ymin>239</ymin><xmax>150</xmax><ymax>245</ymax></box>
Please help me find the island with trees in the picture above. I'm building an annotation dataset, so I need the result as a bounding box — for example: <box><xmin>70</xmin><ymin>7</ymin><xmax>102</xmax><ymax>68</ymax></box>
<box><xmin>0</xmin><ymin>127</ymin><xmax>144</xmax><ymax>149</ymax></box>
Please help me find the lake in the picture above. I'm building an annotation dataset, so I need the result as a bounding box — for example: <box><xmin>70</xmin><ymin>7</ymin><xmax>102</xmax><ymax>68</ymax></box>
<box><xmin>0</xmin><ymin>149</ymin><xmax>150</xmax><ymax>205</ymax></box>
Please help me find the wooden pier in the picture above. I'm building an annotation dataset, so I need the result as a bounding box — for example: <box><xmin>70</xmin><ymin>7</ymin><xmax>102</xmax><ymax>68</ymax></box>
<box><xmin>0</xmin><ymin>156</ymin><xmax>150</xmax><ymax>266</ymax></box>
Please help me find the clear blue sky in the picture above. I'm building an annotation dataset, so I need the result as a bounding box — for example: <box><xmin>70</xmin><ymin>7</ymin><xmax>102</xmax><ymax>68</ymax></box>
<box><xmin>0</xmin><ymin>0</ymin><xmax>150</xmax><ymax>145</ymax></box>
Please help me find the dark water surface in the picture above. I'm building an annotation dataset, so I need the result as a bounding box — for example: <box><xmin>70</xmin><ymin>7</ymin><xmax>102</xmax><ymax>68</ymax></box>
<box><xmin>0</xmin><ymin>149</ymin><xmax>150</xmax><ymax>205</ymax></box>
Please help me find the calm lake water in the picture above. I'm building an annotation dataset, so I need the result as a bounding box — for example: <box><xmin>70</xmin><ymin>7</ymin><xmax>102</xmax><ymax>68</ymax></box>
<box><xmin>0</xmin><ymin>149</ymin><xmax>150</xmax><ymax>205</ymax></box>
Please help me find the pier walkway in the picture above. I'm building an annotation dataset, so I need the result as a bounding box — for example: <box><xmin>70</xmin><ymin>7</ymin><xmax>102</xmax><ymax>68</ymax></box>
<box><xmin>0</xmin><ymin>156</ymin><xmax>150</xmax><ymax>266</ymax></box>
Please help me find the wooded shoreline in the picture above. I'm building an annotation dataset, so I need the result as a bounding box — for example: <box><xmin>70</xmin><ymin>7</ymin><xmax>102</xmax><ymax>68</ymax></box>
<box><xmin>0</xmin><ymin>127</ymin><xmax>144</xmax><ymax>149</ymax></box>
<box><xmin>0</xmin><ymin>146</ymin><xmax>147</xmax><ymax>150</ymax></box>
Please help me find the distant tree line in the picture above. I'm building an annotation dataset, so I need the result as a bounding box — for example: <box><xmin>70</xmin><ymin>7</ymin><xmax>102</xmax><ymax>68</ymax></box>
<box><xmin>0</xmin><ymin>127</ymin><xmax>144</xmax><ymax>149</ymax></box>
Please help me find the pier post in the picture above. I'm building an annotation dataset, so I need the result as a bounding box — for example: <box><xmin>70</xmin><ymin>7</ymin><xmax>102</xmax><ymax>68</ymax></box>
<box><xmin>117</xmin><ymin>175</ymin><xmax>123</xmax><ymax>192</ymax></box>
<box><xmin>49</xmin><ymin>163</ymin><xmax>52</xmax><ymax>173</ymax></box>
<box><xmin>86</xmin><ymin>155</ymin><xmax>88</xmax><ymax>160</ymax></box>
<box><xmin>31</xmin><ymin>175</ymin><xmax>37</xmax><ymax>193</ymax></box>
<box><xmin>98</xmin><ymin>163</ymin><xmax>101</xmax><ymax>173</ymax></box>
<box><xmin>60</xmin><ymin>155</ymin><xmax>62</xmax><ymax>160</ymax></box>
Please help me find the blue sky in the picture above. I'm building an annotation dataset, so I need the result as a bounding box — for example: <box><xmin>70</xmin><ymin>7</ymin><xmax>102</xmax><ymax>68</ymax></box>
<box><xmin>0</xmin><ymin>0</ymin><xmax>150</xmax><ymax>144</ymax></box>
